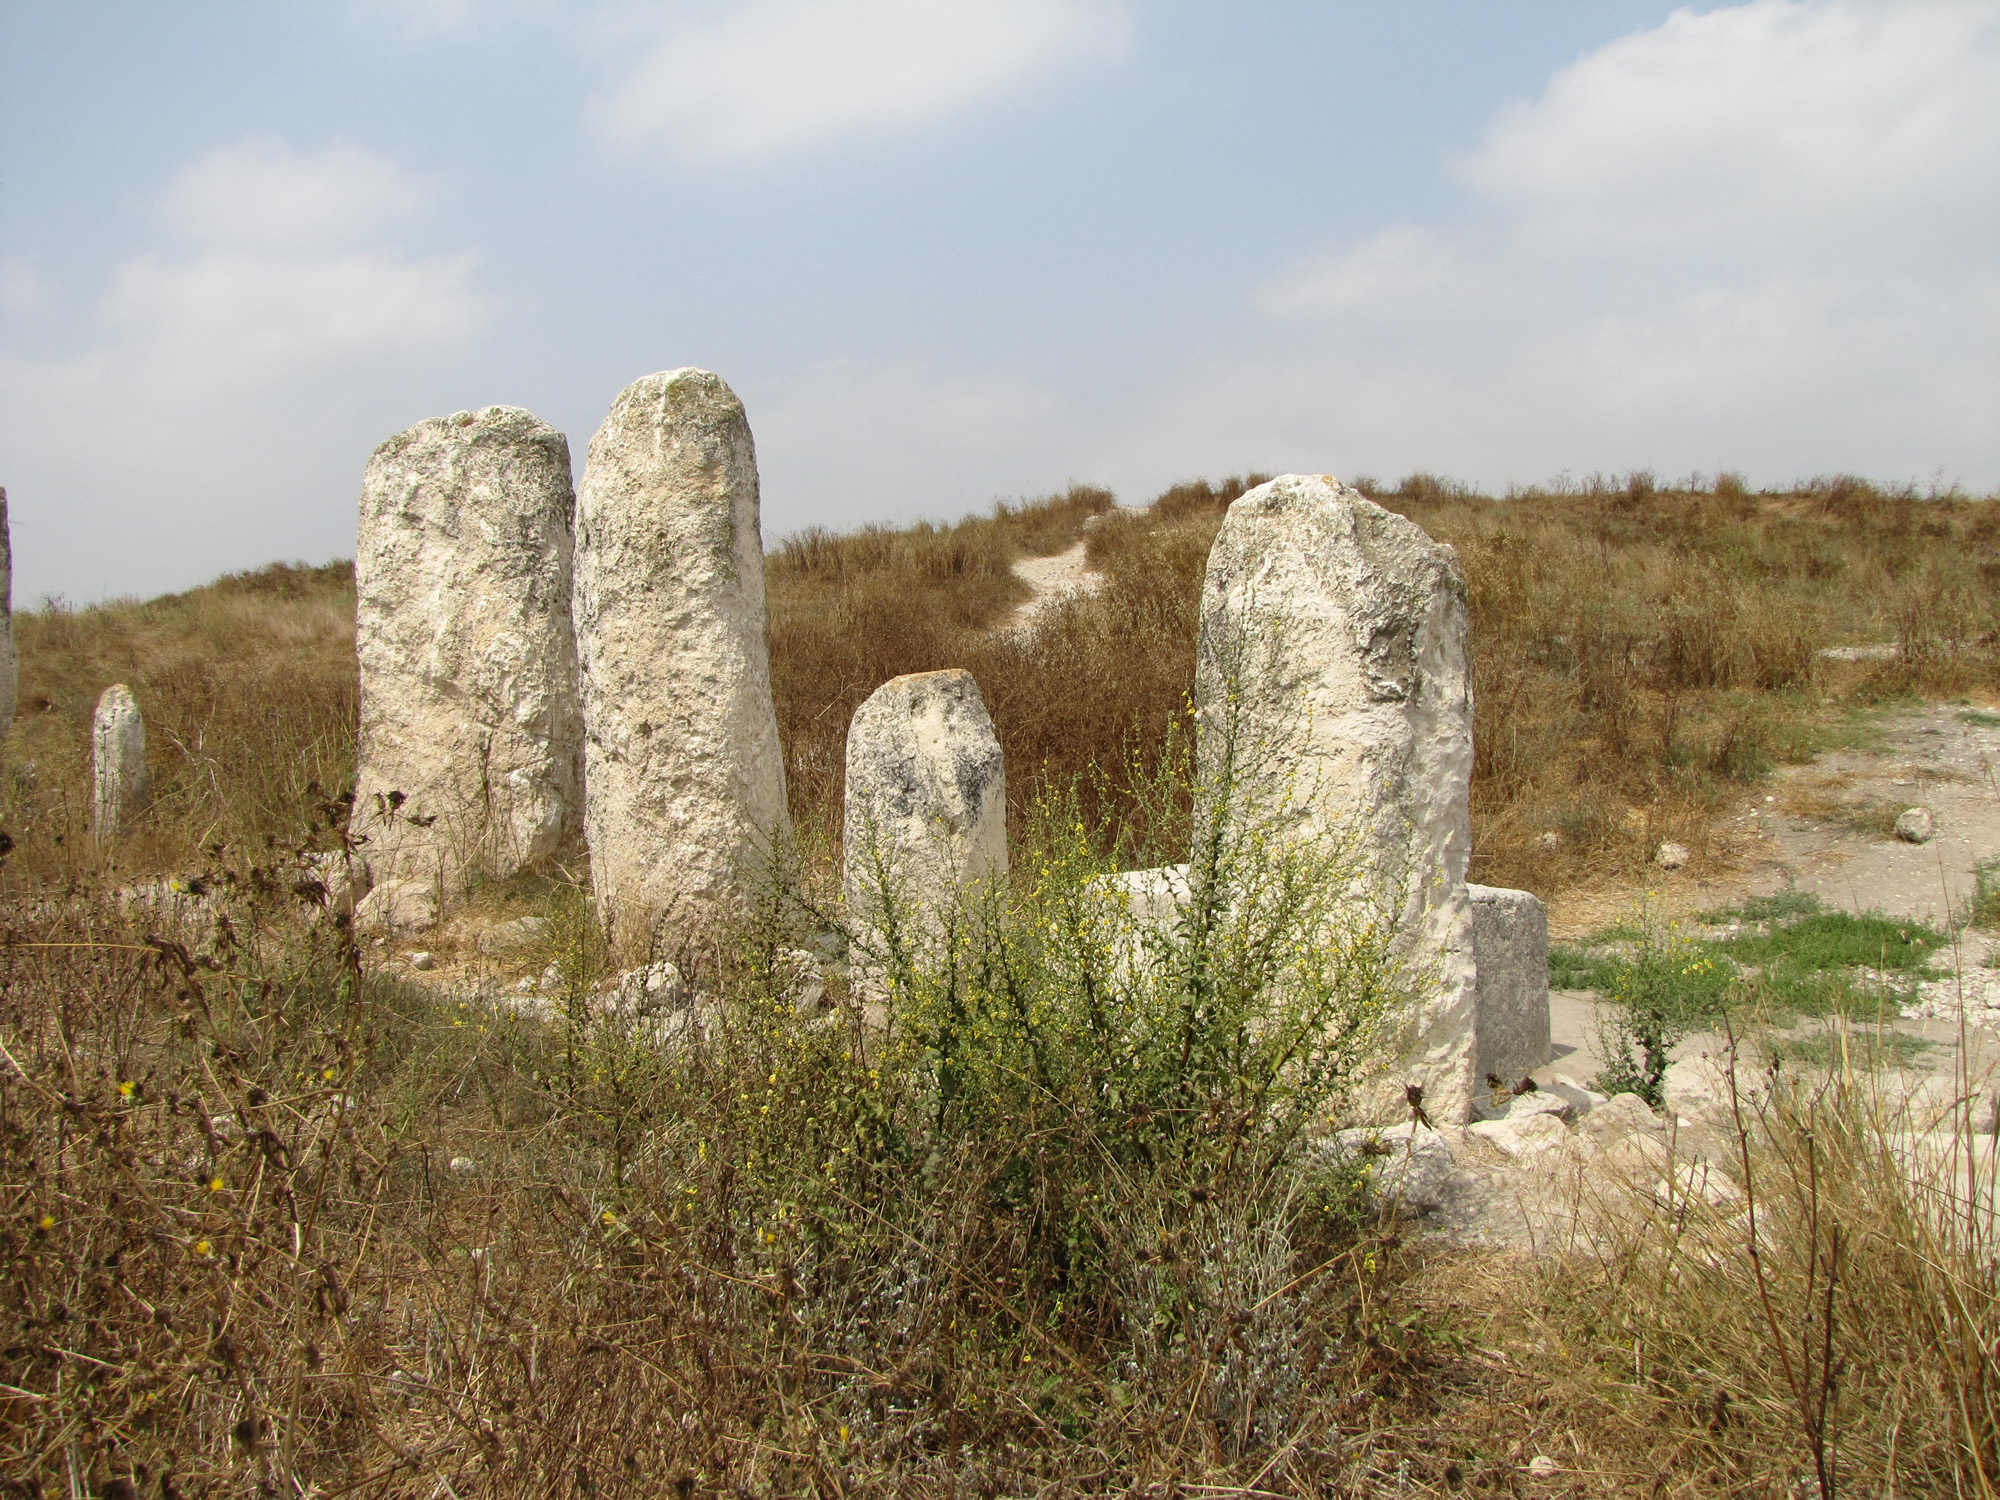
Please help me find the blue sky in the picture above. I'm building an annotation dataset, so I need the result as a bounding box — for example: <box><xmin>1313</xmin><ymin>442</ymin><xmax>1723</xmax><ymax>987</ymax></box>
<box><xmin>3</xmin><ymin>1</ymin><xmax>1997</xmax><ymax>603</ymax></box>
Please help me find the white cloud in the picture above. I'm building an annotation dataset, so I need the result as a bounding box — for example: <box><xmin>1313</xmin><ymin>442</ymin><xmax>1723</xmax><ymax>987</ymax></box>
<box><xmin>1231</xmin><ymin>0</ymin><xmax>2000</xmax><ymax>493</ymax></box>
<box><xmin>598</xmin><ymin>0</ymin><xmax>2000</xmax><ymax>540</ymax></box>
<box><xmin>0</xmin><ymin>260</ymin><xmax>51</xmax><ymax>319</ymax></box>
<box><xmin>1459</xmin><ymin>0</ymin><xmax>2000</xmax><ymax>263</ymax></box>
<box><xmin>589</xmin><ymin>0</ymin><xmax>1132</xmax><ymax>163</ymax></box>
<box><xmin>0</xmin><ymin>141</ymin><xmax>494</xmax><ymax>601</ymax></box>
<box><xmin>158</xmin><ymin>139</ymin><xmax>426</xmax><ymax>251</ymax></box>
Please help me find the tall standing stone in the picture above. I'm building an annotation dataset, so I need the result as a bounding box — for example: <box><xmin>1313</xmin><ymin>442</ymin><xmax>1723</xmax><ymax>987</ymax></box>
<box><xmin>1196</xmin><ymin>474</ymin><xmax>1479</xmax><ymax>1122</ymax></box>
<box><xmin>351</xmin><ymin>406</ymin><xmax>584</xmax><ymax>899</ymax></box>
<box><xmin>844</xmin><ymin>669</ymin><xmax>1007</xmax><ymax>944</ymax></box>
<box><xmin>0</xmin><ymin>488</ymin><xmax>16</xmax><ymax>741</ymax></box>
<box><xmin>573</xmin><ymin>369</ymin><xmax>789</xmax><ymax>949</ymax></box>
<box><xmin>93</xmin><ymin>684</ymin><xmax>147</xmax><ymax>844</ymax></box>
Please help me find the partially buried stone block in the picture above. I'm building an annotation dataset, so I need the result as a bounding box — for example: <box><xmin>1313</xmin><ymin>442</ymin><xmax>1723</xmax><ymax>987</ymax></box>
<box><xmin>1196</xmin><ymin>474</ymin><xmax>1478</xmax><ymax>1122</ymax></box>
<box><xmin>844</xmin><ymin>669</ymin><xmax>1007</xmax><ymax>945</ymax></box>
<box><xmin>351</xmin><ymin>406</ymin><xmax>584</xmax><ymax>901</ymax></box>
<box><xmin>1468</xmin><ymin>884</ymin><xmax>1551</xmax><ymax>1090</ymax></box>
<box><xmin>573</xmin><ymin>369</ymin><xmax>790</xmax><ymax>949</ymax></box>
<box><xmin>93</xmin><ymin>684</ymin><xmax>148</xmax><ymax>844</ymax></box>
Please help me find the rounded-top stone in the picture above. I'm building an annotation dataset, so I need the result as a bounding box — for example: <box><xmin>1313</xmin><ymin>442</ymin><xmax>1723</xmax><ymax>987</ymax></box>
<box><xmin>573</xmin><ymin>369</ymin><xmax>790</xmax><ymax>951</ymax></box>
<box><xmin>844</xmin><ymin>668</ymin><xmax>1007</xmax><ymax>935</ymax></box>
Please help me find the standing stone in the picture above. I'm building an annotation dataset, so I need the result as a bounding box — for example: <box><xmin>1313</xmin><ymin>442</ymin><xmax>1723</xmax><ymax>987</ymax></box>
<box><xmin>0</xmin><ymin>489</ymin><xmax>15</xmax><ymax>742</ymax></box>
<box><xmin>92</xmin><ymin>684</ymin><xmax>148</xmax><ymax>843</ymax></box>
<box><xmin>573</xmin><ymin>369</ymin><xmax>789</xmax><ymax>949</ymax></box>
<box><xmin>844</xmin><ymin>669</ymin><xmax>1007</xmax><ymax>944</ymax></box>
<box><xmin>351</xmin><ymin>406</ymin><xmax>584</xmax><ymax>902</ymax></box>
<box><xmin>1196</xmin><ymin>474</ymin><xmax>1479</xmax><ymax>1122</ymax></box>
<box><xmin>1468</xmin><ymin>885</ymin><xmax>1551</xmax><ymax>1090</ymax></box>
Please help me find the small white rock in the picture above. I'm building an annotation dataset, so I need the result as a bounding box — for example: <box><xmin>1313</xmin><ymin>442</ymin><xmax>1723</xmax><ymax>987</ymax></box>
<box><xmin>1467</xmin><ymin>1110</ymin><xmax>1570</xmax><ymax>1158</ymax></box>
<box><xmin>407</xmin><ymin>951</ymin><xmax>435</xmax><ymax>972</ymax></box>
<box><xmin>1893</xmin><ymin>806</ymin><xmax>1935</xmax><ymax>844</ymax></box>
<box><xmin>612</xmin><ymin>960</ymin><xmax>687</xmax><ymax>1015</ymax></box>
<box><xmin>448</xmin><ymin>1156</ymin><xmax>478</xmax><ymax>1176</ymax></box>
<box><xmin>1544</xmin><ymin>1074</ymin><xmax>1609</xmax><ymax>1116</ymax></box>
<box><xmin>1655</xmin><ymin>840</ymin><xmax>1691</xmax><ymax>870</ymax></box>
<box><xmin>1527</xmin><ymin>1454</ymin><xmax>1559</xmax><ymax>1477</ymax></box>
<box><xmin>1583</xmin><ymin>1091</ymin><xmax>1666</xmax><ymax>1137</ymax></box>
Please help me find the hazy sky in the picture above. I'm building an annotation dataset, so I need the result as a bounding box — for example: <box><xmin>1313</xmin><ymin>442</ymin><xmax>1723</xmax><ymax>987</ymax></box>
<box><xmin>3</xmin><ymin>1</ymin><xmax>1997</xmax><ymax>603</ymax></box>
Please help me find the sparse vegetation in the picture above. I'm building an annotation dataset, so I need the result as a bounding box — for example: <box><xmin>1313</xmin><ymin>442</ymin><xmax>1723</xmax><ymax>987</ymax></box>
<box><xmin>1563</xmin><ymin>895</ymin><xmax>1954</xmax><ymax>1093</ymax></box>
<box><xmin>5</xmin><ymin>472</ymin><xmax>2000</xmax><ymax>1493</ymax></box>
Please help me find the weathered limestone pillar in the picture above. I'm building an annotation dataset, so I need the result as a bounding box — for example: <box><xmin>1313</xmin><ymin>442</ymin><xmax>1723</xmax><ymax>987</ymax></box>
<box><xmin>843</xmin><ymin>669</ymin><xmax>1007</xmax><ymax>945</ymax></box>
<box><xmin>93</xmin><ymin>684</ymin><xmax>147</xmax><ymax>843</ymax></box>
<box><xmin>1196</xmin><ymin>474</ymin><xmax>1479</xmax><ymax>1122</ymax></box>
<box><xmin>0</xmin><ymin>489</ymin><xmax>15</xmax><ymax>742</ymax></box>
<box><xmin>351</xmin><ymin>406</ymin><xmax>584</xmax><ymax>902</ymax></box>
<box><xmin>1468</xmin><ymin>885</ymin><xmax>1551</xmax><ymax>1089</ymax></box>
<box><xmin>573</xmin><ymin>369</ymin><xmax>790</xmax><ymax>949</ymax></box>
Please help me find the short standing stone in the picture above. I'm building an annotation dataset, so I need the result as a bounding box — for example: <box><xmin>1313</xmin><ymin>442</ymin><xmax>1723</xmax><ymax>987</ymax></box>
<box><xmin>1196</xmin><ymin>475</ymin><xmax>1478</xmax><ymax>1122</ymax></box>
<box><xmin>844</xmin><ymin>669</ymin><xmax>1007</xmax><ymax>945</ymax></box>
<box><xmin>351</xmin><ymin>406</ymin><xmax>584</xmax><ymax>899</ymax></box>
<box><xmin>1893</xmin><ymin>806</ymin><xmax>1934</xmax><ymax>844</ymax></box>
<box><xmin>1468</xmin><ymin>884</ymin><xmax>1551</xmax><ymax>1090</ymax></box>
<box><xmin>0</xmin><ymin>488</ymin><xmax>15</xmax><ymax>740</ymax></box>
<box><xmin>573</xmin><ymin>369</ymin><xmax>790</xmax><ymax>949</ymax></box>
<box><xmin>92</xmin><ymin>684</ymin><xmax>148</xmax><ymax>843</ymax></box>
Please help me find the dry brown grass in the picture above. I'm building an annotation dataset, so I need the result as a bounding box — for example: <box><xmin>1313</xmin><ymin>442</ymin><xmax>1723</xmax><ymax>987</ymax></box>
<box><xmin>11</xmin><ymin>473</ymin><xmax>1997</xmax><ymax>907</ymax></box>
<box><xmin>2</xmin><ymin>561</ymin><xmax>355</xmax><ymax>886</ymax></box>
<box><xmin>7</xmin><ymin>472</ymin><xmax>2000</xmax><ymax>1495</ymax></box>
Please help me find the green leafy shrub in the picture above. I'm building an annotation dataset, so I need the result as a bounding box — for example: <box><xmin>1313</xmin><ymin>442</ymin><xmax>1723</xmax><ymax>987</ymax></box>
<box><xmin>1592</xmin><ymin>916</ymin><xmax>1735</xmax><ymax>1105</ymax></box>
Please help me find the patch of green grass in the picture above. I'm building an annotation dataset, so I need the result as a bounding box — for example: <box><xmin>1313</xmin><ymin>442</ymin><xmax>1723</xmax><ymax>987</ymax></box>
<box><xmin>1713</xmin><ymin>906</ymin><xmax>1947</xmax><ymax>975</ymax></box>
<box><xmin>1957</xmin><ymin>708</ymin><xmax>2000</xmax><ymax>729</ymax></box>
<box><xmin>1548</xmin><ymin>944</ymin><xmax>1615</xmax><ymax>990</ymax></box>
<box><xmin>1690</xmin><ymin>891</ymin><xmax>1947</xmax><ymax>1016</ymax></box>
<box><xmin>1763</xmin><ymin>1026</ymin><xmax>1936</xmax><ymax>1071</ymax></box>
<box><xmin>1970</xmin><ymin>857</ymin><xmax>2000</xmax><ymax>930</ymax></box>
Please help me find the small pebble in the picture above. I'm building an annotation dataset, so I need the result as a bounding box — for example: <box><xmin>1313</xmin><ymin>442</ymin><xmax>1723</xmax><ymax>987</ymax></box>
<box><xmin>408</xmin><ymin>951</ymin><xmax>435</xmax><ymax>971</ymax></box>
<box><xmin>1527</xmin><ymin>1455</ymin><xmax>1560</xmax><ymax>1477</ymax></box>
<box><xmin>448</xmin><ymin>1156</ymin><xmax>478</xmax><ymax>1176</ymax></box>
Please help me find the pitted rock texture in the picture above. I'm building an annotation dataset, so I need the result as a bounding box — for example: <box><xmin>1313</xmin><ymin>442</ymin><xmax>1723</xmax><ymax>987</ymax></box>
<box><xmin>0</xmin><ymin>489</ymin><xmax>15</xmax><ymax>740</ymax></box>
<box><xmin>351</xmin><ymin>405</ymin><xmax>583</xmax><ymax>898</ymax></box>
<box><xmin>844</xmin><ymin>669</ymin><xmax>1006</xmax><ymax>941</ymax></box>
<box><xmin>92</xmin><ymin>684</ymin><xmax>148</xmax><ymax>842</ymax></box>
<box><xmin>1469</xmin><ymin>884</ymin><xmax>1552</xmax><ymax>1088</ymax></box>
<box><xmin>1197</xmin><ymin>474</ymin><xmax>1478</xmax><ymax>1122</ymax></box>
<box><xmin>574</xmin><ymin>369</ymin><xmax>790</xmax><ymax>948</ymax></box>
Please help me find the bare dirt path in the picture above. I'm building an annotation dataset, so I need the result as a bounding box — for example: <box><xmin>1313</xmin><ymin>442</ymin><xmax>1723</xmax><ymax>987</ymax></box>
<box><xmin>999</xmin><ymin>538</ymin><xmax>1104</xmax><ymax>636</ymax></box>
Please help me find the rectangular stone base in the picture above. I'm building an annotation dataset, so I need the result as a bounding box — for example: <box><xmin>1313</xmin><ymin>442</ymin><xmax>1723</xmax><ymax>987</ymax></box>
<box><xmin>1469</xmin><ymin>884</ymin><xmax>1551</xmax><ymax>1088</ymax></box>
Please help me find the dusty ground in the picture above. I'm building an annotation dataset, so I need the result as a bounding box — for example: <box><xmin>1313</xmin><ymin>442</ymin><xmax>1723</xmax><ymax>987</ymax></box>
<box><xmin>1549</xmin><ymin>703</ymin><xmax>2000</xmax><ymax>939</ymax></box>
<box><xmin>1549</xmin><ymin>704</ymin><xmax>2000</xmax><ymax>1071</ymax></box>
